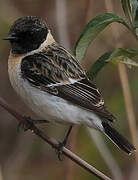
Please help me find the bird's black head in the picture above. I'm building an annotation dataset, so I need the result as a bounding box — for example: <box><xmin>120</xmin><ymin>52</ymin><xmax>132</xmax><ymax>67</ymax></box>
<box><xmin>4</xmin><ymin>16</ymin><xmax>48</xmax><ymax>54</ymax></box>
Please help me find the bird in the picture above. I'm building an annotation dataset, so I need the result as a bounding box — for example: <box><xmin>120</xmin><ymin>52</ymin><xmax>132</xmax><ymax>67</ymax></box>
<box><xmin>4</xmin><ymin>16</ymin><xmax>136</xmax><ymax>157</ymax></box>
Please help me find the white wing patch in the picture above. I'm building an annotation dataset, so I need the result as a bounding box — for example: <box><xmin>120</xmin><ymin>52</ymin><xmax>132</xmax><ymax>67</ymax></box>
<box><xmin>47</xmin><ymin>78</ymin><xmax>80</xmax><ymax>88</ymax></box>
<box><xmin>95</xmin><ymin>98</ymin><xmax>104</xmax><ymax>107</ymax></box>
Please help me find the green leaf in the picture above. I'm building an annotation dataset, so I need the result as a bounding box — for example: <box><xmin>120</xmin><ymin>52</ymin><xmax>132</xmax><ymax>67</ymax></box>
<box><xmin>106</xmin><ymin>48</ymin><xmax>138</xmax><ymax>67</ymax></box>
<box><xmin>121</xmin><ymin>0</ymin><xmax>132</xmax><ymax>23</ymax></box>
<box><xmin>74</xmin><ymin>13</ymin><xmax>129</xmax><ymax>61</ymax></box>
<box><xmin>86</xmin><ymin>48</ymin><xmax>138</xmax><ymax>81</ymax></box>
<box><xmin>86</xmin><ymin>51</ymin><xmax>113</xmax><ymax>80</ymax></box>
<box><xmin>131</xmin><ymin>0</ymin><xmax>138</xmax><ymax>28</ymax></box>
<box><xmin>121</xmin><ymin>0</ymin><xmax>138</xmax><ymax>28</ymax></box>
<box><xmin>109</xmin><ymin>48</ymin><xmax>138</xmax><ymax>59</ymax></box>
<box><xmin>107</xmin><ymin>56</ymin><xmax>138</xmax><ymax>67</ymax></box>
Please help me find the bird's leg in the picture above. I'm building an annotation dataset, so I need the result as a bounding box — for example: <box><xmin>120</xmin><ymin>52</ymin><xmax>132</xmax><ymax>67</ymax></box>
<box><xmin>17</xmin><ymin>116</ymin><xmax>49</xmax><ymax>132</ymax></box>
<box><xmin>56</xmin><ymin>125</ymin><xmax>73</xmax><ymax>161</ymax></box>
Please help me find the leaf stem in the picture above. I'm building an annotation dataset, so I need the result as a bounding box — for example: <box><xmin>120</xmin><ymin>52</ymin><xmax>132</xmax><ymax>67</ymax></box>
<box><xmin>105</xmin><ymin>0</ymin><xmax>138</xmax><ymax>173</ymax></box>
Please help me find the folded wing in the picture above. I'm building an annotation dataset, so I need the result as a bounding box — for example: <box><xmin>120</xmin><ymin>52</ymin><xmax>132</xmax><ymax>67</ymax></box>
<box><xmin>21</xmin><ymin>43</ymin><xmax>116</xmax><ymax>122</ymax></box>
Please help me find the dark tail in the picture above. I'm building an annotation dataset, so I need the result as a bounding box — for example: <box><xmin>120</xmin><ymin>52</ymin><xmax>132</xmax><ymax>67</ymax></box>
<box><xmin>102</xmin><ymin>122</ymin><xmax>136</xmax><ymax>155</ymax></box>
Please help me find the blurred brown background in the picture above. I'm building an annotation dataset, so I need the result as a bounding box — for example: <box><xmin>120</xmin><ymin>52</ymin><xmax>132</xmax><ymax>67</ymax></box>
<box><xmin>0</xmin><ymin>0</ymin><xmax>138</xmax><ymax>180</ymax></box>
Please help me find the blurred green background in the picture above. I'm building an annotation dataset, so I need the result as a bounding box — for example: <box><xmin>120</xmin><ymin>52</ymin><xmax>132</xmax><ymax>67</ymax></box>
<box><xmin>0</xmin><ymin>0</ymin><xmax>137</xmax><ymax>180</ymax></box>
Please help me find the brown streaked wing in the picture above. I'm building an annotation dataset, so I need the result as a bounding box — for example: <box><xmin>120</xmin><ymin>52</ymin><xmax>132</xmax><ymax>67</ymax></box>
<box><xmin>57</xmin><ymin>78</ymin><xmax>116</xmax><ymax>122</ymax></box>
<box><xmin>21</xmin><ymin>42</ymin><xmax>86</xmax><ymax>85</ymax></box>
<box><xmin>21</xmin><ymin>43</ymin><xmax>116</xmax><ymax>122</ymax></box>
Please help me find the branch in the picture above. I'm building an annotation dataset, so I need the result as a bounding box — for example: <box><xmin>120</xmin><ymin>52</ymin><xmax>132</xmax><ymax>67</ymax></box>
<box><xmin>104</xmin><ymin>0</ymin><xmax>138</xmax><ymax>173</ymax></box>
<box><xmin>0</xmin><ymin>97</ymin><xmax>111</xmax><ymax>180</ymax></box>
<box><xmin>55</xmin><ymin>1</ymin><xmax>75</xmax><ymax>179</ymax></box>
<box><xmin>84</xmin><ymin>1</ymin><xmax>123</xmax><ymax>179</ymax></box>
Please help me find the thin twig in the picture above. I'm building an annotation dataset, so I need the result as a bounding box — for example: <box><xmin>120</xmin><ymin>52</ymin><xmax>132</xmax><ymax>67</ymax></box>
<box><xmin>85</xmin><ymin>1</ymin><xmax>123</xmax><ymax>179</ymax></box>
<box><xmin>55</xmin><ymin>1</ymin><xmax>76</xmax><ymax>179</ymax></box>
<box><xmin>55</xmin><ymin>0</ymin><xmax>71</xmax><ymax>50</ymax></box>
<box><xmin>104</xmin><ymin>0</ymin><xmax>138</xmax><ymax>173</ymax></box>
<box><xmin>64</xmin><ymin>127</ymin><xmax>78</xmax><ymax>180</ymax></box>
<box><xmin>0</xmin><ymin>97</ymin><xmax>112</xmax><ymax>180</ymax></box>
<box><xmin>88</xmin><ymin>129</ymin><xmax>124</xmax><ymax>180</ymax></box>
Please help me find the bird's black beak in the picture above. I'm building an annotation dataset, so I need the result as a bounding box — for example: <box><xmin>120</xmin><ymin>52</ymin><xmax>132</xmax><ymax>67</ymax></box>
<box><xmin>3</xmin><ymin>34</ymin><xmax>18</xmax><ymax>41</ymax></box>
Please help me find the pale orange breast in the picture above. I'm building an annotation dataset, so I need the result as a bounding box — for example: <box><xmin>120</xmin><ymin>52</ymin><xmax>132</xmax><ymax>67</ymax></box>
<box><xmin>8</xmin><ymin>52</ymin><xmax>24</xmax><ymax>89</ymax></box>
<box><xmin>8</xmin><ymin>52</ymin><xmax>23</xmax><ymax>71</ymax></box>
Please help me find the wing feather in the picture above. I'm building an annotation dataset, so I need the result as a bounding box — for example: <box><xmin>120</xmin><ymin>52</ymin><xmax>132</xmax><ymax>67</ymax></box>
<box><xmin>21</xmin><ymin>43</ymin><xmax>116</xmax><ymax>122</ymax></box>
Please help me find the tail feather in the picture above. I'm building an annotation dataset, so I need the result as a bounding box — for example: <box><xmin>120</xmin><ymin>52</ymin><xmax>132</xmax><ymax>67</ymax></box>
<box><xmin>102</xmin><ymin>122</ymin><xmax>136</xmax><ymax>155</ymax></box>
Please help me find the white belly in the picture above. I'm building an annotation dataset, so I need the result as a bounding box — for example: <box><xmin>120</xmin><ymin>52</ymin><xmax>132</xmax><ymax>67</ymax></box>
<box><xmin>8</xmin><ymin>60</ymin><xmax>103</xmax><ymax>131</ymax></box>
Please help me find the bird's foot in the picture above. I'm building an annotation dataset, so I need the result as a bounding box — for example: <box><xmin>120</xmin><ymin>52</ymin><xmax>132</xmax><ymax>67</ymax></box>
<box><xmin>56</xmin><ymin>141</ymin><xmax>66</xmax><ymax>161</ymax></box>
<box><xmin>55</xmin><ymin>126</ymin><xmax>72</xmax><ymax>161</ymax></box>
<box><xmin>17</xmin><ymin>116</ymin><xmax>49</xmax><ymax>132</ymax></box>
